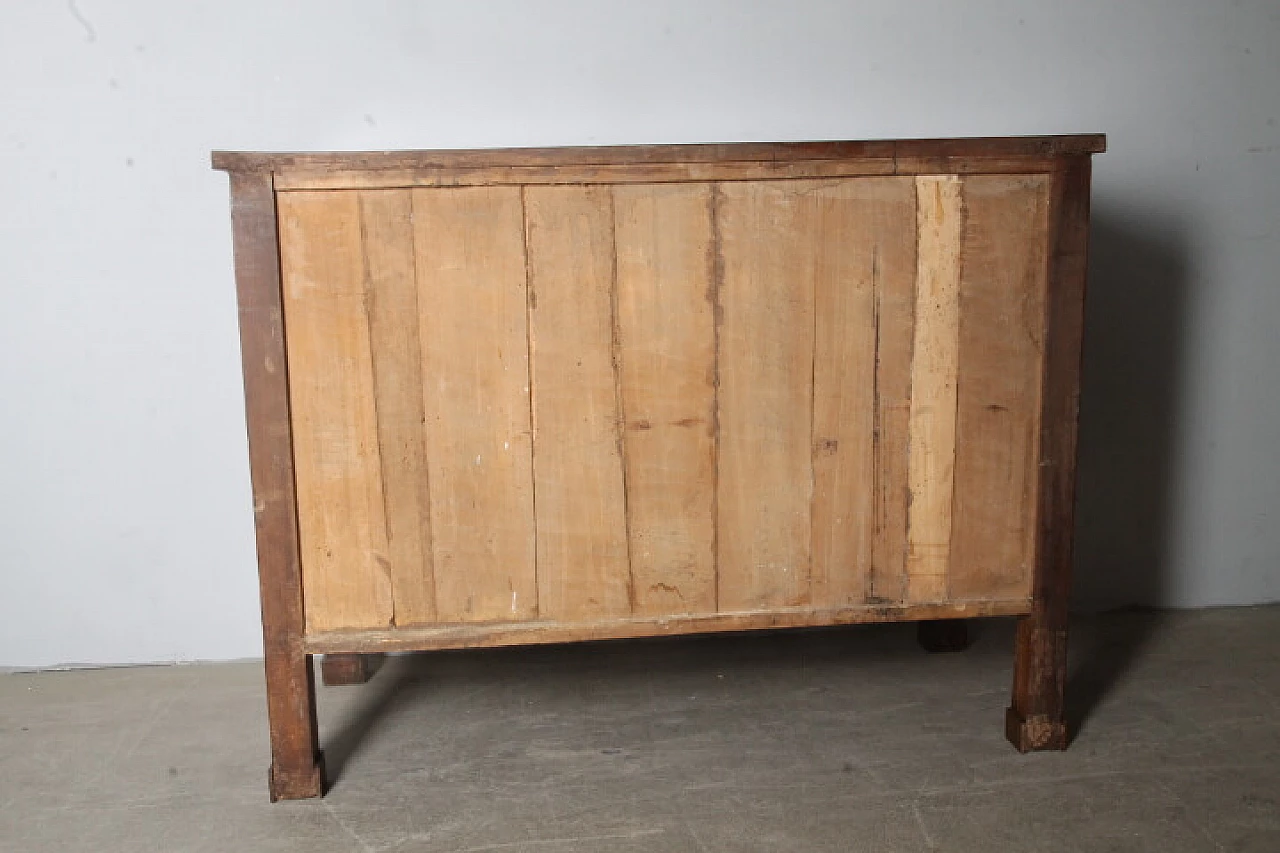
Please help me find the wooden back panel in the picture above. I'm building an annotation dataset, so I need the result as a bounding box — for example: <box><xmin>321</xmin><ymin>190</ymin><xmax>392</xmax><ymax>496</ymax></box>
<box><xmin>273</xmin><ymin>173</ymin><xmax>1052</xmax><ymax>634</ymax></box>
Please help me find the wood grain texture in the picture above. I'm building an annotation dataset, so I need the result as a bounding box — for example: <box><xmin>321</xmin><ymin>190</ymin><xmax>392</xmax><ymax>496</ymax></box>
<box><xmin>904</xmin><ymin>176</ymin><xmax>965</xmax><ymax>603</ymax></box>
<box><xmin>613</xmin><ymin>183</ymin><xmax>718</xmax><ymax>616</ymax></box>
<box><xmin>868</xmin><ymin>183</ymin><xmax>920</xmax><ymax>605</ymax></box>
<box><xmin>412</xmin><ymin>186</ymin><xmax>537</xmax><ymax>622</ymax></box>
<box><xmin>278</xmin><ymin>191</ymin><xmax>394</xmax><ymax>631</ymax></box>
<box><xmin>357</xmin><ymin>190</ymin><xmax>436</xmax><ymax>626</ymax></box>
<box><xmin>213</xmin><ymin>135</ymin><xmax>1106</xmax><ymax>173</ymax></box>
<box><xmin>949</xmin><ymin>175</ymin><xmax>1051</xmax><ymax>601</ymax></box>
<box><xmin>226</xmin><ymin>172</ymin><xmax>322</xmax><ymax>800</ymax></box>
<box><xmin>305</xmin><ymin>599</ymin><xmax>1031</xmax><ymax>654</ymax></box>
<box><xmin>524</xmin><ymin>186</ymin><xmax>632</xmax><ymax>619</ymax></box>
<box><xmin>716</xmin><ymin>181</ymin><xmax>816</xmax><ymax>611</ymax></box>
<box><xmin>810</xmin><ymin>178</ymin><xmax>914</xmax><ymax>607</ymax></box>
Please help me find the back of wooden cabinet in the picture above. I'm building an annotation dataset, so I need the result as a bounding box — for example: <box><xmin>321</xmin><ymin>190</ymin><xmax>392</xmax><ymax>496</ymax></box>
<box><xmin>275</xmin><ymin>174</ymin><xmax>1051</xmax><ymax>636</ymax></box>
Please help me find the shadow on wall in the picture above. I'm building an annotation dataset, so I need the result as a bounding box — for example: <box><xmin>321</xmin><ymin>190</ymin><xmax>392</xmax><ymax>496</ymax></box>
<box><xmin>1072</xmin><ymin>206</ymin><xmax>1190</xmax><ymax>612</ymax></box>
<box><xmin>1066</xmin><ymin>204</ymin><xmax>1191</xmax><ymax>736</ymax></box>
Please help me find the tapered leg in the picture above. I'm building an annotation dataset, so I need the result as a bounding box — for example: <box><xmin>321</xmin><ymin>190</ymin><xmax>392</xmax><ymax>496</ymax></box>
<box><xmin>917</xmin><ymin>619</ymin><xmax>970</xmax><ymax>653</ymax></box>
<box><xmin>265</xmin><ymin>651</ymin><xmax>324</xmax><ymax>801</ymax></box>
<box><xmin>321</xmin><ymin>653</ymin><xmax>385</xmax><ymax>686</ymax></box>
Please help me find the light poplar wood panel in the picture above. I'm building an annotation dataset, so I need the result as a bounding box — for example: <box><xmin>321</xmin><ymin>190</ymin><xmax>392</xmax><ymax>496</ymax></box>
<box><xmin>949</xmin><ymin>175</ymin><xmax>1051</xmax><ymax>600</ymax></box>
<box><xmin>613</xmin><ymin>183</ymin><xmax>718</xmax><ymax>616</ymax></box>
<box><xmin>524</xmin><ymin>186</ymin><xmax>632</xmax><ymax>619</ymax></box>
<box><xmin>809</xmin><ymin>178</ymin><xmax>918</xmax><ymax>608</ymax></box>
<box><xmin>905</xmin><ymin>176</ymin><xmax>965</xmax><ymax>603</ymax></box>
<box><xmin>716</xmin><ymin>181</ymin><xmax>820</xmax><ymax>611</ymax></box>
<box><xmin>278</xmin><ymin>191</ymin><xmax>394</xmax><ymax>631</ymax></box>
<box><xmin>357</xmin><ymin>190</ymin><xmax>436</xmax><ymax>626</ymax></box>
<box><xmin>412</xmin><ymin>187</ymin><xmax>537</xmax><ymax>622</ymax></box>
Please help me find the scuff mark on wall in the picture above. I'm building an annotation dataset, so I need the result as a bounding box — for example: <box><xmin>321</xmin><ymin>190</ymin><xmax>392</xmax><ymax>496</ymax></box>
<box><xmin>67</xmin><ymin>0</ymin><xmax>96</xmax><ymax>43</ymax></box>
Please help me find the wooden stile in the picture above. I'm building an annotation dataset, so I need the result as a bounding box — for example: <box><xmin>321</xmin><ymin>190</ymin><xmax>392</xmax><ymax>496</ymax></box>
<box><xmin>1008</xmin><ymin>156</ymin><xmax>1094</xmax><ymax>751</ymax></box>
<box><xmin>226</xmin><ymin>171</ymin><xmax>323</xmax><ymax>802</ymax></box>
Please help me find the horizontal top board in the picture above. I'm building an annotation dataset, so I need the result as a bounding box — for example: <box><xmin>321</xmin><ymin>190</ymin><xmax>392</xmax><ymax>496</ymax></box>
<box><xmin>212</xmin><ymin>135</ymin><xmax>1105</xmax><ymax>174</ymax></box>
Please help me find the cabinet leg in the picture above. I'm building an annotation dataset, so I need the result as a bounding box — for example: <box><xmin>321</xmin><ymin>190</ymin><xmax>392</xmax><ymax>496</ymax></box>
<box><xmin>1006</xmin><ymin>616</ymin><xmax>1069</xmax><ymax>751</ymax></box>
<box><xmin>321</xmin><ymin>653</ymin><xmax>385</xmax><ymax>686</ymax></box>
<box><xmin>917</xmin><ymin>619</ymin><xmax>970</xmax><ymax>653</ymax></box>
<box><xmin>265</xmin><ymin>651</ymin><xmax>324</xmax><ymax>801</ymax></box>
<box><xmin>1006</xmin><ymin>158</ymin><xmax>1089</xmax><ymax>754</ymax></box>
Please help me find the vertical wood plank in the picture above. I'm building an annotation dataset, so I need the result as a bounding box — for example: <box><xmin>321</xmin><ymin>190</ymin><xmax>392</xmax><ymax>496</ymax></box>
<box><xmin>950</xmin><ymin>175</ymin><xmax>1051</xmax><ymax>601</ymax></box>
<box><xmin>226</xmin><ymin>172</ymin><xmax>322</xmax><ymax>800</ymax></box>
<box><xmin>810</xmin><ymin>178</ymin><xmax>916</xmax><ymax>608</ymax></box>
<box><xmin>278</xmin><ymin>191</ymin><xmax>394</xmax><ymax>630</ymax></box>
<box><xmin>613</xmin><ymin>183</ymin><xmax>718</xmax><ymax>616</ymax></box>
<box><xmin>413</xmin><ymin>187</ymin><xmax>537</xmax><ymax>622</ymax></box>
<box><xmin>524</xmin><ymin>186</ymin><xmax>632</xmax><ymax>619</ymax></box>
<box><xmin>905</xmin><ymin>176</ymin><xmax>965</xmax><ymax>603</ymax></box>
<box><xmin>869</xmin><ymin>183</ymin><xmax>919</xmax><ymax>605</ymax></box>
<box><xmin>716</xmin><ymin>181</ymin><xmax>816</xmax><ymax>611</ymax></box>
<box><xmin>359</xmin><ymin>190</ymin><xmax>436</xmax><ymax>625</ymax></box>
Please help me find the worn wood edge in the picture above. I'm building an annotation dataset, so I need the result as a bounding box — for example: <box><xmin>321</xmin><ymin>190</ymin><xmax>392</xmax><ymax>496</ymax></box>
<box><xmin>301</xmin><ymin>600</ymin><xmax>1032</xmax><ymax>653</ymax></box>
<box><xmin>212</xmin><ymin>135</ymin><xmax>1105</xmax><ymax>173</ymax></box>
<box><xmin>268</xmin><ymin>156</ymin><xmax>1075</xmax><ymax>191</ymax></box>
<box><xmin>1005</xmin><ymin>706</ymin><xmax>1069</xmax><ymax>752</ymax></box>
<box><xmin>268</xmin><ymin>753</ymin><xmax>325</xmax><ymax>802</ymax></box>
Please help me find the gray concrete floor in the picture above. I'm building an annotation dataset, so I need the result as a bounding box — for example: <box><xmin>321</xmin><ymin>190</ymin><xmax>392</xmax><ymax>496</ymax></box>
<box><xmin>1</xmin><ymin>608</ymin><xmax>1278</xmax><ymax>852</ymax></box>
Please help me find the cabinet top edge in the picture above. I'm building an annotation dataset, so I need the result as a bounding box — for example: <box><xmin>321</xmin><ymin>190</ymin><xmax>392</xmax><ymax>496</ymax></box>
<box><xmin>212</xmin><ymin>134</ymin><xmax>1105</xmax><ymax>173</ymax></box>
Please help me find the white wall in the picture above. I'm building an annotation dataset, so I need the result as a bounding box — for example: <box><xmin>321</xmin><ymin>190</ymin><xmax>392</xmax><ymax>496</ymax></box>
<box><xmin>2</xmin><ymin>1</ymin><xmax>1277</xmax><ymax>667</ymax></box>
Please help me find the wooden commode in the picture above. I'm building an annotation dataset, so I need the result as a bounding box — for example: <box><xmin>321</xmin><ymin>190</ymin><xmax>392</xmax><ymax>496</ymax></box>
<box><xmin>213</xmin><ymin>135</ymin><xmax>1105</xmax><ymax>800</ymax></box>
